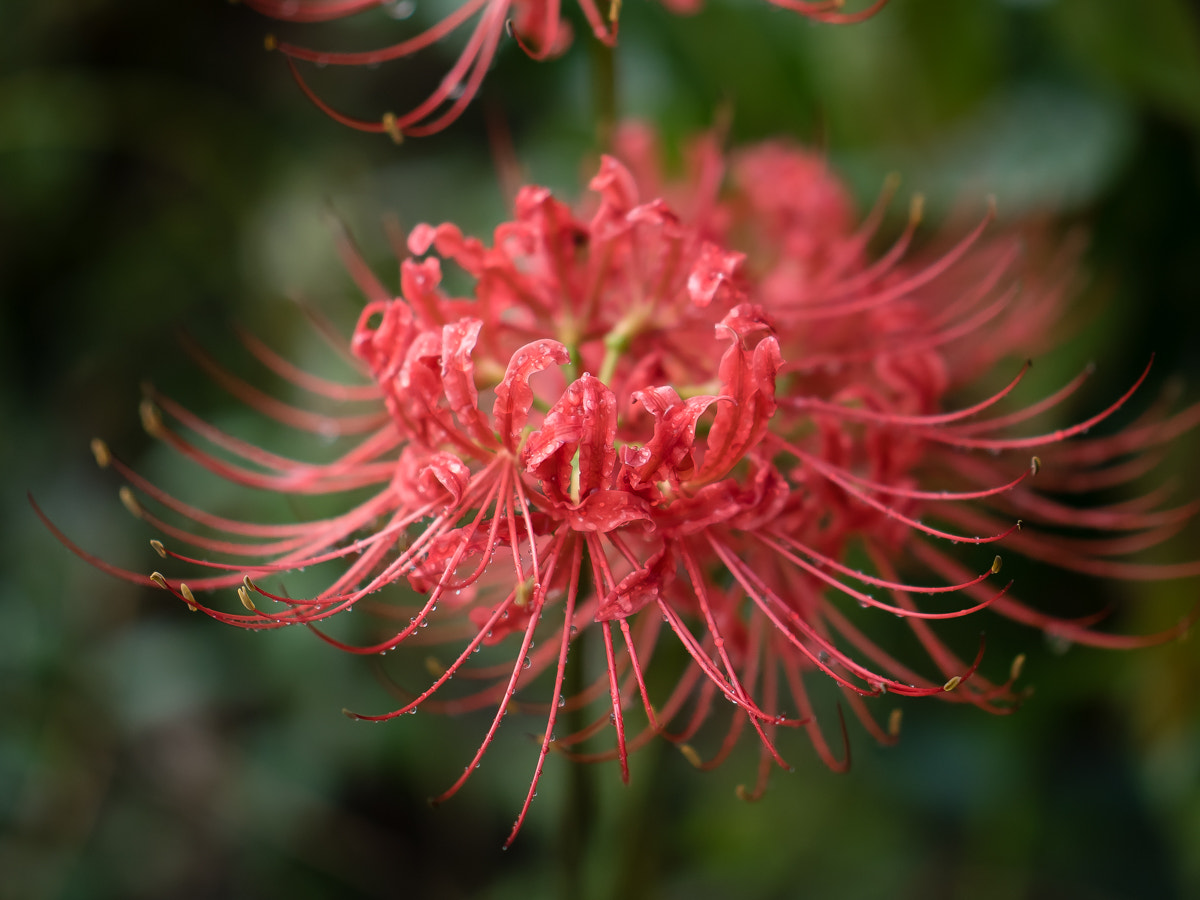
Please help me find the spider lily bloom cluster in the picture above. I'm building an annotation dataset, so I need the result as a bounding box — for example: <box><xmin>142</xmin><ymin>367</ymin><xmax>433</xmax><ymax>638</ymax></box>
<box><xmin>44</xmin><ymin>128</ymin><xmax>1199</xmax><ymax>846</ymax></box>
<box><xmin>244</xmin><ymin>0</ymin><xmax>889</xmax><ymax>138</ymax></box>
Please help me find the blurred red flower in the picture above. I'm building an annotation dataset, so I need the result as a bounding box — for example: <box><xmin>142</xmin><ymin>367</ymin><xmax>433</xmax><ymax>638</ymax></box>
<box><xmin>243</xmin><ymin>0</ymin><xmax>889</xmax><ymax>137</ymax></box>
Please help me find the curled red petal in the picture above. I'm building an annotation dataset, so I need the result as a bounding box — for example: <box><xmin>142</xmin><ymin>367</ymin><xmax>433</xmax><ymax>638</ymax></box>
<box><xmin>597</xmin><ymin>544</ymin><xmax>675</xmax><ymax>620</ymax></box>
<box><xmin>695</xmin><ymin>330</ymin><xmax>782</xmax><ymax>483</ymax></box>
<box><xmin>441</xmin><ymin>318</ymin><xmax>497</xmax><ymax>446</ymax></box>
<box><xmin>566</xmin><ymin>490</ymin><xmax>653</xmax><ymax>533</ymax></box>
<box><xmin>524</xmin><ymin>374</ymin><xmax>617</xmax><ymax>501</ymax></box>
<box><xmin>493</xmin><ymin>340</ymin><xmax>571</xmax><ymax>450</ymax></box>
<box><xmin>589</xmin><ymin>155</ymin><xmax>640</xmax><ymax>220</ymax></box>
<box><xmin>625</xmin><ymin>386</ymin><xmax>725</xmax><ymax>487</ymax></box>
<box><xmin>687</xmin><ymin>241</ymin><xmax>746</xmax><ymax>307</ymax></box>
<box><xmin>658</xmin><ymin>481</ymin><xmax>744</xmax><ymax>535</ymax></box>
<box><xmin>392</xmin><ymin>447</ymin><xmax>471</xmax><ymax>509</ymax></box>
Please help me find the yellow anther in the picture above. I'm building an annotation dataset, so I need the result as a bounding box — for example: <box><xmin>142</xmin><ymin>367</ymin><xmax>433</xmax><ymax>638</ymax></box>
<box><xmin>120</xmin><ymin>487</ymin><xmax>144</xmax><ymax>519</ymax></box>
<box><xmin>381</xmin><ymin>112</ymin><xmax>403</xmax><ymax>145</ymax></box>
<box><xmin>1010</xmin><ymin>653</ymin><xmax>1026</xmax><ymax>681</ymax></box>
<box><xmin>1030</xmin><ymin>456</ymin><xmax>1042</xmax><ymax>476</ymax></box>
<box><xmin>424</xmin><ymin>655</ymin><xmax>445</xmax><ymax>678</ymax></box>
<box><xmin>242</xmin><ymin>574</ymin><xmax>258</xmax><ymax>593</ymax></box>
<box><xmin>90</xmin><ymin>438</ymin><xmax>111</xmax><ymax>468</ymax></box>
<box><xmin>139</xmin><ymin>399</ymin><xmax>163</xmax><ymax>437</ymax></box>
<box><xmin>264</xmin><ymin>33</ymin><xmax>278</xmax><ymax>52</ymax></box>
<box><xmin>179</xmin><ymin>582</ymin><xmax>198</xmax><ymax>611</ymax></box>
<box><xmin>735</xmin><ymin>784</ymin><xmax>761</xmax><ymax>803</ymax></box>
<box><xmin>608</xmin><ymin>0</ymin><xmax>622</xmax><ymax>23</ymax></box>
<box><xmin>238</xmin><ymin>585</ymin><xmax>256</xmax><ymax>611</ymax></box>
<box><xmin>909</xmin><ymin>193</ymin><xmax>925</xmax><ymax>225</ymax></box>
<box><xmin>943</xmin><ymin>675</ymin><xmax>962</xmax><ymax>692</ymax></box>
<box><xmin>514</xmin><ymin>577</ymin><xmax>534</xmax><ymax>607</ymax></box>
<box><xmin>679</xmin><ymin>744</ymin><xmax>703</xmax><ymax>768</ymax></box>
<box><xmin>887</xmin><ymin>708</ymin><xmax>903</xmax><ymax>738</ymax></box>
<box><xmin>149</xmin><ymin>571</ymin><xmax>169</xmax><ymax>590</ymax></box>
<box><xmin>150</xmin><ymin>539</ymin><xmax>167</xmax><ymax>559</ymax></box>
<box><xmin>991</xmin><ymin>555</ymin><xmax>1003</xmax><ymax>575</ymax></box>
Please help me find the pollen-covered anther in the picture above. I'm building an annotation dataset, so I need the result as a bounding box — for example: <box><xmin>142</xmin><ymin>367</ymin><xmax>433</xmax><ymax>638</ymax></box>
<box><xmin>887</xmin><ymin>708</ymin><xmax>903</xmax><ymax>737</ymax></box>
<box><xmin>149</xmin><ymin>539</ymin><xmax>167</xmax><ymax>559</ymax></box>
<box><xmin>514</xmin><ymin>577</ymin><xmax>535</xmax><ymax>608</ymax></box>
<box><xmin>909</xmin><ymin>193</ymin><xmax>925</xmax><ymax>225</ymax></box>
<box><xmin>943</xmin><ymin>675</ymin><xmax>963</xmax><ymax>692</ymax></box>
<box><xmin>1030</xmin><ymin>456</ymin><xmax>1042</xmax><ymax>476</ymax></box>
<box><xmin>735</xmin><ymin>784</ymin><xmax>762</xmax><ymax>803</ymax></box>
<box><xmin>608</xmin><ymin>0</ymin><xmax>623</xmax><ymax>23</ymax></box>
<box><xmin>991</xmin><ymin>555</ymin><xmax>1003</xmax><ymax>575</ymax></box>
<box><xmin>119</xmin><ymin>487</ymin><xmax>144</xmax><ymax>519</ymax></box>
<box><xmin>149</xmin><ymin>571</ymin><xmax>169</xmax><ymax>590</ymax></box>
<box><xmin>679</xmin><ymin>744</ymin><xmax>703</xmax><ymax>768</ymax></box>
<box><xmin>242</xmin><ymin>574</ymin><xmax>258</xmax><ymax>593</ymax></box>
<box><xmin>1010</xmin><ymin>653</ymin><xmax>1026</xmax><ymax>681</ymax></box>
<box><xmin>179</xmin><ymin>582</ymin><xmax>198</xmax><ymax>612</ymax></box>
<box><xmin>381</xmin><ymin>112</ymin><xmax>403</xmax><ymax>145</ymax></box>
<box><xmin>90</xmin><ymin>438</ymin><xmax>111</xmax><ymax>469</ymax></box>
<box><xmin>237</xmin><ymin>585</ymin><xmax>256</xmax><ymax>611</ymax></box>
<box><xmin>139</xmin><ymin>399</ymin><xmax>164</xmax><ymax>437</ymax></box>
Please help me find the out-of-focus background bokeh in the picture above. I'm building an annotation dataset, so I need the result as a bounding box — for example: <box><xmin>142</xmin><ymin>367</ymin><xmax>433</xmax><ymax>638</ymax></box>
<box><xmin>4</xmin><ymin>0</ymin><xmax>1200</xmax><ymax>897</ymax></box>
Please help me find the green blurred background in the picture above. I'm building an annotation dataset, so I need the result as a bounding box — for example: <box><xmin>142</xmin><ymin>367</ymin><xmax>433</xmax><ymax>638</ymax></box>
<box><xmin>4</xmin><ymin>0</ymin><xmax>1200</xmax><ymax>897</ymax></box>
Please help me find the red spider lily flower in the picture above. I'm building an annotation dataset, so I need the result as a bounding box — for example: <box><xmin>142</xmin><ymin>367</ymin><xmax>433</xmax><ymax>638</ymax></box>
<box><xmin>39</xmin><ymin>125</ymin><xmax>1199</xmax><ymax>846</ymax></box>
<box><xmin>243</xmin><ymin>0</ymin><xmax>890</xmax><ymax>138</ymax></box>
